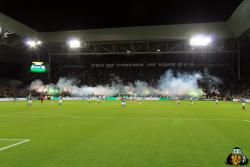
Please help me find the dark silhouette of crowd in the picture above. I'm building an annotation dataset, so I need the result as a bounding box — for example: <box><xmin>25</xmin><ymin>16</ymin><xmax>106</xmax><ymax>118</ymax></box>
<box><xmin>1</xmin><ymin>66</ymin><xmax>250</xmax><ymax>99</ymax></box>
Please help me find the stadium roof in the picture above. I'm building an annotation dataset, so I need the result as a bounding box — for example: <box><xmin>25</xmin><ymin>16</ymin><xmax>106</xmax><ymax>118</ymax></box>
<box><xmin>40</xmin><ymin>22</ymin><xmax>233</xmax><ymax>42</ymax></box>
<box><xmin>0</xmin><ymin>0</ymin><xmax>250</xmax><ymax>42</ymax></box>
<box><xmin>0</xmin><ymin>0</ymin><xmax>243</xmax><ymax>32</ymax></box>
<box><xmin>0</xmin><ymin>13</ymin><xmax>37</xmax><ymax>38</ymax></box>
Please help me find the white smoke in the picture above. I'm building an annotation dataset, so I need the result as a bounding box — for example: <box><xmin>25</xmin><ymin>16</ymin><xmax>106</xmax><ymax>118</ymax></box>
<box><xmin>29</xmin><ymin>70</ymin><xmax>218</xmax><ymax>97</ymax></box>
<box><xmin>202</xmin><ymin>68</ymin><xmax>223</xmax><ymax>94</ymax></box>
<box><xmin>29</xmin><ymin>80</ymin><xmax>48</xmax><ymax>93</ymax></box>
<box><xmin>157</xmin><ymin>70</ymin><xmax>203</xmax><ymax>96</ymax></box>
<box><xmin>71</xmin><ymin>85</ymin><xmax>117</xmax><ymax>96</ymax></box>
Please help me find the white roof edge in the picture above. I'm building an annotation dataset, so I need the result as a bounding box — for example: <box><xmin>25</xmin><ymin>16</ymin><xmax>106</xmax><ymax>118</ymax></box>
<box><xmin>39</xmin><ymin>22</ymin><xmax>234</xmax><ymax>43</ymax></box>
<box><xmin>0</xmin><ymin>12</ymin><xmax>38</xmax><ymax>38</ymax></box>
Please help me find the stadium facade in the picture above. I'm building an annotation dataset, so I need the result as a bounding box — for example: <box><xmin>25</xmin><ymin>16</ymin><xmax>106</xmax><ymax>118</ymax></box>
<box><xmin>0</xmin><ymin>0</ymin><xmax>250</xmax><ymax>84</ymax></box>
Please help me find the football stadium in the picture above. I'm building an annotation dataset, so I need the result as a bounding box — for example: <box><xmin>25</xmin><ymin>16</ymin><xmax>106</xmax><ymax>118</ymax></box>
<box><xmin>0</xmin><ymin>0</ymin><xmax>250</xmax><ymax>166</ymax></box>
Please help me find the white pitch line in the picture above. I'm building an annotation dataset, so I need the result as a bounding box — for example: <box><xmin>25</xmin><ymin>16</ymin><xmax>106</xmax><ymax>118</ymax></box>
<box><xmin>77</xmin><ymin>116</ymin><xmax>250</xmax><ymax>123</ymax></box>
<box><xmin>0</xmin><ymin>139</ymin><xmax>31</xmax><ymax>152</ymax></box>
<box><xmin>0</xmin><ymin>113</ymin><xmax>250</xmax><ymax>123</ymax></box>
<box><xmin>30</xmin><ymin>113</ymin><xmax>81</xmax><ymax>118</ymax></box>
<box><xmin>0</xmin><ymin>113</ymin><xmax>80</xmax><ymax>119</ymax></box>
<box><xmin>0</xmin><ymin>139</ymin><xmax>27</xmax><ymax>141</ymax></box>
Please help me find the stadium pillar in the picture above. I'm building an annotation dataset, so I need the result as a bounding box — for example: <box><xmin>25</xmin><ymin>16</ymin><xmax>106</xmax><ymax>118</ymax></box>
<box><xmin>237</xmin><ymin>39</ymin><xmax>241</xmax><ymax>80</ymax></box>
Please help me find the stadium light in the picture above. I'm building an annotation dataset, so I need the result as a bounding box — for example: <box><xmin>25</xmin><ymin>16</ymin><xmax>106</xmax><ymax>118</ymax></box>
<box><xmin>190</xmin><ymin>35</ymin><xmax>212</xmax><ymax>46</ymax></box>
<box><xmin>26</xmin><ymin>40</ymin><xmax>36</xmax><ymax>47</ymax></box>
<box><xmin>37</xmin><ymin>40</ymin><xmax>42</xmax><ymax>45</ymax></box>
<box><xmin>25</xmin><ymin>40</ymin><xmax>42</xmax><ymax>48</ymax></box>
<box><xmin>68</xmin><ymin>39</ymin><xmax>81</xmax><ymax>48</ymax></box>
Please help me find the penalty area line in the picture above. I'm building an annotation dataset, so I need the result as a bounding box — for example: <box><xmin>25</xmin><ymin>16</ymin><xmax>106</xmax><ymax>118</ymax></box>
<box><xmin>0</xmin><ymin>139</ymin><xmax>31</xmax><ymax>152</ymax></box>
<box><xmin>0</xmin><ymin>114</ymin><xmax>81</xmax><ymax>119</ymax></box>
<box><xmin>77</xmin><ymin>117</ymin><xmax>250</xmax><ymax>123</ymax></box>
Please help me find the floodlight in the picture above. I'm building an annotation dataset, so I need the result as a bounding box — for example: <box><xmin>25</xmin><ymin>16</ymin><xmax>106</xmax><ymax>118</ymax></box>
<box><xmin>126</xmin><ymin>50</ymin><xmax>131</xmax><ymax>53</ymax></box>
<box><xmin>156</xmin><ymin>49</ymin><xmax>161</xmax><ymax>52</ymax></box>
<box><xmin>25</xmin><ymin>40</ymin><xmax>42</xmax><ymax>48</ymax></box>
<box><xmin>68</xmin><ymin>39</ymin><xmax>81</xmax><ymax>48</ymax></box>
<box><xmin>26</xmin><ymin>40</ymin><xmax>37</xmax><ymax>47</ymax></box>
<box><xmin>37</xmin><ymin>40</ymin><xmax>42</xmax><ymax>45</ymax></box>
<box><xmin>190</xmin><ymin>35</ymin><xmax>212</xmax><ymax>46</ymax></box>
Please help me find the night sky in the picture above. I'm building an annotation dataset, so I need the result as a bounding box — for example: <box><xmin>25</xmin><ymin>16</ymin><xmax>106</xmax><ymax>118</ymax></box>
<box><xmin>0</xmin><ymin>0</ymin><xmax>243</xmax><ymax>32</ymax></box>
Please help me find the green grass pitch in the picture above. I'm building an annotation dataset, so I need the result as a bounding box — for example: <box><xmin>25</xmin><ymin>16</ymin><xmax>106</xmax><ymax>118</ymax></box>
<box><xmin>0</xmin><ymin>100</ymin><xmax>249</xmax><ymax>167</ymax></box>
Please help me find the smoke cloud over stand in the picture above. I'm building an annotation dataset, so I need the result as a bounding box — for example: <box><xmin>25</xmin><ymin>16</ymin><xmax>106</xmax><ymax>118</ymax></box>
<box><xmin>29</xmin><ymin>70</ymin><xmax>220</xmax><ymax>97</ymax></box>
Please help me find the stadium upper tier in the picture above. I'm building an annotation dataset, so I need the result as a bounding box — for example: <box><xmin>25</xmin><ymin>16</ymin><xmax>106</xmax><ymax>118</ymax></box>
<box><xmin>0</xmin><ymin>0</ymin><xmax>250</xmax><ymax>42</ymax></box>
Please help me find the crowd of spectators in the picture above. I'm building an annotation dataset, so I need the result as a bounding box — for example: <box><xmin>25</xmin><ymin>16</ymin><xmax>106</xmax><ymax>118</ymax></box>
<box><xmin>0</xmin><ymin>81</ymin><xmax>29</xmax><ymax>98</ymax></box>
<box><xmin>51</xmin><ymin>66</ymin><xmax>250</xmax><ymax>99</ymax></box>
<box><xmin>227</xmin><ymin>80</ymin><xmax>250</xmax><ymax>99</ymax></box>
<box><xmin>1</xmin><ymin>66</ymin><xmax>250</xmax><ymax>99</ymax></box>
